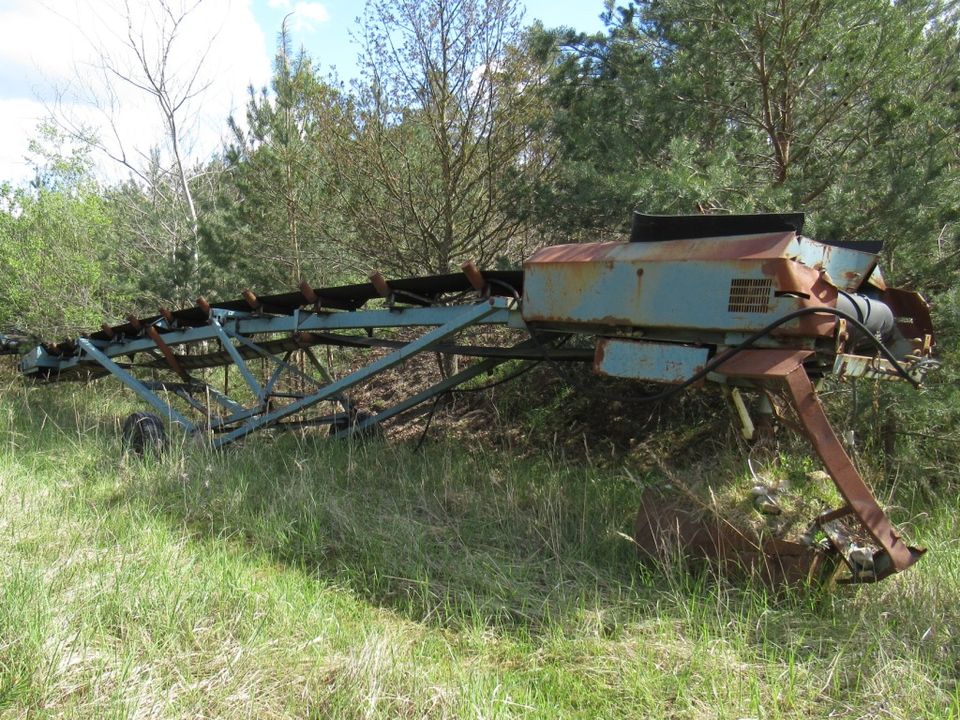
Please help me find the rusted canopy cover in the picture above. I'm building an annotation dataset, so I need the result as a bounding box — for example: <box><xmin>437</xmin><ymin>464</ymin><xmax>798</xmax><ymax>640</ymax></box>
<box><xmin>522</xmin><ymin>232</ymin><xmax>839</xmax><ymax>337</ymax></box>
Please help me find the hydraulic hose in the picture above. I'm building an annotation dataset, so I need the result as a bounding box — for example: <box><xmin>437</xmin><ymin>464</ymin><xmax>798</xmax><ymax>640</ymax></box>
<box><xmin>616</xmin><ymin>305</ymin><xmax>921</xmax><ymax>406</ymax></box>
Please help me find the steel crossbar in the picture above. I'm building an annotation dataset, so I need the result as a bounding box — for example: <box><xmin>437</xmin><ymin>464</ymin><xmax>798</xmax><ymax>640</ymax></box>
<box><xmin>29</xmin><ymin>299</ymin><xmax>517</xmax><ymax>449</ymax></box>
<box><xmin>77</xmin><ymin>339</ymin><xmax>197</xmax><ymax>432</ymax></box>
<box><xmin>212</xmin><ymin>299</ymin><xmax>505</xmax><ymax>446</ymax></box>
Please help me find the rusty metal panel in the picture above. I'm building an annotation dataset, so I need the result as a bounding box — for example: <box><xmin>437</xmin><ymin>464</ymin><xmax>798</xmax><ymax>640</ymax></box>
<box><xmin>832</xmin><ymin>353</ymin><xmax>907</xmax><ymax>381</ymax></box>
<box><xmin>594</xmin><ymin>339</ymin><xmax>709</xmax><ymax>383</ymax></box>
<box><xmin>880</xmin><ymin>287</ymin><xmax>935</xmax><ymax>346</ymax></box>
<box><xmin>634</xmin><ymin>491</ymin><xmax>835</xmax><ymax>586</ymax></box>
<box><xmin>713</xmin><ymin>349</ymin><xmax>813</xmax><ymax>379</ymax></box>
<box><xmin>522</xmin><ymin>234</ymin><xmax>838</xmax><ymax>337</ymax></box>
<box><xmin>788</xmin><ymin>236</ymin><xmax>879</xmax><ymax>291</ymax></box>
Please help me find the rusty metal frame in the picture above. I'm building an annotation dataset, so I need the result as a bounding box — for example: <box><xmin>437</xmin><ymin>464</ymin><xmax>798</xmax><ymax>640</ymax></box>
<box><xmin>783</xmin><ymin>365</ymin><xmax>924</xmax><ymax>580</ymax></box>
<box><xmin>716</xmin><ymin>349</ymin><xmax>925</xmax><ymax>582</ymax></box>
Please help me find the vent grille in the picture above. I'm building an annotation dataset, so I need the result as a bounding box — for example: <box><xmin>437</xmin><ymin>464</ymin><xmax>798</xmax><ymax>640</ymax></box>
<box><xmin>728</xmin><ymin>278</ymin><xmax>773</xmax><ymax>313</ymax></box>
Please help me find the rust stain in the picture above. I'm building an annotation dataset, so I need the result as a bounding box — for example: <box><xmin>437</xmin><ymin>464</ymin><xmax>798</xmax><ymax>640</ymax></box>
<box><xmin>760</xmin><ymin>259</ymin><xmax>838</xmax><ymax>337</ymax></box>
<box><xmin>633</xmin><ymin>491</ymin><xmax>834</xmax><ymax>586</ymax></box>
<box><xmin>880</xmin><ymin>287</ymin><xmax>935</xmax><ymax>347</ymax></box>
<box><xmin>526</xmin><ymin>242</ymin><xmax>623</xmax><ymax>264</ymax></box>
<box><xmin>714</xmin><ymin>349</ymin><xmax>813</xmax><ymax>378</ymax></box>
<box><xmin>592</xmin><ymin>340</ymin><xmax>606</xmax><ymax>373</ymax></box>
<box><xmin>525</xmin><ymin>232</ymin><xmax>798</xmax><ymax>269</ymax></box>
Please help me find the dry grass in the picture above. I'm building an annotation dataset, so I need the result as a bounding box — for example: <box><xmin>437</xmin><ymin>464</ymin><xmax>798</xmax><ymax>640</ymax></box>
<box><xmin>0</xmin><ymin>379</ymin><xmax>957</xmax><ymax>718</ymax></box>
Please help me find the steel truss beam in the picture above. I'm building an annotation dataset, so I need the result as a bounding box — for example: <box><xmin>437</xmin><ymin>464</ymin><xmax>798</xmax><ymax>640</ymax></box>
<box><xmin>213</xmin><ymin>299</ymin><xmax>505</xmax><ymax>446</ymax></box>
<box><xmin>45</xmin><ymin>299</ymin><xmax>519</xmax><ymax>448</ymax></box>
<box><xmin>22</xmin><ymin>302</ymin><xmax>520</xmax><ymax>380</ymax></box>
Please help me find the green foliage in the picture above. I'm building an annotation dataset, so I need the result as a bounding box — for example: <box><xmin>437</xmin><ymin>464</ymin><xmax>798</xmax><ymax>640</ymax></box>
<box><xmin>524</xmin><ymin>18</ymin><xmax>658</xmax><ymax>237</ymax></box>
<box><xmin>0</xmin><ymin>128</ymin><xmax>130</xmax><ymax>336</ymax></box>
<box><xmin>102</xmin><ymin>152</ymin><xmax>224</xmax><ymax>308</ymax></box>
<box><xmin>214</xmin><ymin>29</ymin><xmax>356</xmax><ymax>294</ymax></box>
<box><xmin>0</xmin><ymin>382</ymin><xmax>958</xmax><ymax>717</ymax></box>
<box><xmin>532</xmin><ymin>0</ymin><xmax>959</xmax><ymax>258</ymax></box>
<box><xmin>329</xmin><ymin>0</ymin><xmax>554</xmax><ymax>274</ymax></box>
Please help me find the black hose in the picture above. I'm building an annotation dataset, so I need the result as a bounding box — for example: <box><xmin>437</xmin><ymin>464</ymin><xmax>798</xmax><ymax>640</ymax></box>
<box><xmin>414</xmin><ymin>303</ymin><xmax>920</xmax><ymax>450</ymax></box>
<box><xmin>414</xmin><ymin>395</ymin><xmax>443</xmax><ymax>452</ymax></box>
<box><xmin>616</xmin><ymin>305</ymin><xmax>920</xmax><ymax>407</ymax></box>
<box><xmin>836</xmin><ymin>289</ymin><xmax>865</xmax><ymax>323</ymax></box>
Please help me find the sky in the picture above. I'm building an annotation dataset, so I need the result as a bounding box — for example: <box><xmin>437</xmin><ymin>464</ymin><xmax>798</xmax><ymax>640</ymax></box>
<box><xmin>0</xmin><ymin>0</ymin><xmax>609</xmax><ymax>186</ymax></box>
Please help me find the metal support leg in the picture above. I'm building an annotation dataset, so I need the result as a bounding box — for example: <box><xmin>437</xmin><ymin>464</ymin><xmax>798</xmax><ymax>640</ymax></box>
<box><xmin>716</xmin><ymin>349</ymin><xmax>924</xmax><ymax>581</ymax></box>
<box><xmin>78</xmin><ymin>339</ymin><xmax>197</xmax><ymax>432</ymax></box>
<box><xmin>303</xmin><ymin>348</ymin><xmax>352</xmax><ymax>414</ymax></box>
<box><xmin>213</xmin><ymin>300</ymin><xmax>503</xmax><ymax>448</ymax></box>
<box><xmin>782</xmin><ymin>365</ymin><xmax>924</xmax><ymax>578</ymax></box>
<box><xmin>333</xmin><ymin>336</ymin><xmax>547</xmax><ymax>438</ymax></box>
<box><xmin>203</xmin><ymin>386</ymin><xmax>248</xmax><ymax>416</ymax></box>
<box><xmin>142</xmin><ymin>381</ymin><xmax>219</xmax><ymax>420</ymax></box>
<box><xmin>210</xmin><ymin>322</ymin><xmax>264</xmax><ymax>400</ymax></box>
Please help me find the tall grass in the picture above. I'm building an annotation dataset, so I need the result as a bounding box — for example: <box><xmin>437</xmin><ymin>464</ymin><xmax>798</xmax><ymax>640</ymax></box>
<box><xmin>0</xmin><ymin>378</ymin><xmax>956</xmax><ymax>718</ymax></box>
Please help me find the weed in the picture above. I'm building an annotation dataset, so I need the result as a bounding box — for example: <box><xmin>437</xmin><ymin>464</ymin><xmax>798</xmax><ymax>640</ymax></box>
<box><xmin>0</xmin><ymin>380</ymin><xmax>956</xmax><ymax>718</ymax></box>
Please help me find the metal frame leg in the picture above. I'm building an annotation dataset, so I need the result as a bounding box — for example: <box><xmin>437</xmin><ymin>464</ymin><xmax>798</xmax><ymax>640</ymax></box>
<box><xmin>78</xmin><ymin>339</ymin><xmax>197</xmax><ymax>432</ymax></box>
<box><xmin>212</xmin><ymin>300</ymin><xmax>502</xmax><ymax>447</ymax></box>
<box><xmin>782</xmin><ymin>364</ymin><xmax>924</xmax><ymax>578</ymax></box>
<box><xmin>716</xmin><ymin>349</ymin><xmax>924</xmax><ymax>581</ymax></box>
<box><xmin>210</xmin><ymin>321</ymin><xmax>264</xmax><ymax>400</ymax></box>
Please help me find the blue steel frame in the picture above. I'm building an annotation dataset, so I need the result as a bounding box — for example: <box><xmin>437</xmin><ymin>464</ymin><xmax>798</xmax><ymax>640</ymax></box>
<box><xmin>24</xmin><ymin>298</ymin><xmax>519</xmax><ymax>447</ymax></box>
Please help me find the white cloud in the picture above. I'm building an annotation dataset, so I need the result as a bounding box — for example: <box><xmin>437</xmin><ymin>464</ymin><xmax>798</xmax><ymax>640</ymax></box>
<box><xmin>0</xmin><ymin>0</ymin><xmax>273</xmax><ymax>185</ymax></box>
<box><xmin>0</xmin><ymin>98</ymin><xmax>48</xmax><ymax>182</ymax></box>
<box><xmin>289</xmin><ymin>2</ymin><xmax>331</xmax><ymax>32</ymax></box>
<box><xmin>260</xmin><ymin>0</ymin><xmax>330</xmax><ymax>32</ymax></box>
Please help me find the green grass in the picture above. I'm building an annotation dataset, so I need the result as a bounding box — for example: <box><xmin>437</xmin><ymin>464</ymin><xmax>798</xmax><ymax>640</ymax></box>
<box><xmin>0</xmin><ymin>378</ymin><xmax>957</xmax><ymax>718</ymax></box>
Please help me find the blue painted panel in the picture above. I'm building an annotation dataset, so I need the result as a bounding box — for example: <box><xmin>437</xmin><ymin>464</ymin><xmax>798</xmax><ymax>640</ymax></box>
<box><xmin>522</xmin><ymin>243</ymin><xmax>787</xmax><ymax>332</ymax></box>
<box><xmin>787</xmin><ymin>236</ymin><xmax>877</xmax><ymax>291</ymax></box>
<box><xmin>594</xmin><ymin>338</ymin><xmax>709</xmax><ymax>384</ymax></box>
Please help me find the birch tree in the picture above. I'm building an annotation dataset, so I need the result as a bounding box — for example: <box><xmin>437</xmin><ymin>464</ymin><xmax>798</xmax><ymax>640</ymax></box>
<box><xmin>52</xmin><ymin>0</ymin><xmax>221</xmax><ymax>298</ymax></box>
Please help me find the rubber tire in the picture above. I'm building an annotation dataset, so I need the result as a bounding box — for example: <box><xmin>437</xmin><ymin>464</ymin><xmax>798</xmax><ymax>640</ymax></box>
<box><xmin>122</xmin><ymin>412</ymin><xmax>167</xmax><ymax>455</ymax></box>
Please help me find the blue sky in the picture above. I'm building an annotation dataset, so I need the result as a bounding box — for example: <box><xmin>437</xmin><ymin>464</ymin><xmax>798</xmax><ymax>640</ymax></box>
<box><xmin>250</xmin><ymin>0</ymin><xmax>609</xmax><ymax>82</ymax></box>
<box><xmin>0</xmin><ymin>0</ymin><xmax>611</xmax><ymax>183</ymax></box>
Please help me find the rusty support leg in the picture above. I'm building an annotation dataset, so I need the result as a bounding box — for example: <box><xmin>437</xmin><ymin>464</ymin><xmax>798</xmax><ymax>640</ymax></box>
<box><xmin>782</xmin><ymin>365</ymin><xmax>924</xmax><ymax>579</ymax></box>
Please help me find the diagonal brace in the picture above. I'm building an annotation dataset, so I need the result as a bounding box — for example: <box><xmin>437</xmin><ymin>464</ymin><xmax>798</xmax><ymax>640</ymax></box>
<box><xmin>332</xmin><ymin>337</ymin><xmax>546</xmax><ymax>438</ymax></box>
<box><xmin>210</xmin><ymin>321</ymin><xmax>264</xmax><ymax>400</ymax></box>
<box><xmin>78</xmin><ymin>339</ymin><xmax>196</xmax><ymax>432</ymax></box>
<box><xmin>213</xmin><ymin>300</ymin><xmax>505</xmax><ymax>447</ymax></box>
<box><xmin>332</xmin><ymin>355</ymin><xmax>506</xmax><ymax>438</ymax></box>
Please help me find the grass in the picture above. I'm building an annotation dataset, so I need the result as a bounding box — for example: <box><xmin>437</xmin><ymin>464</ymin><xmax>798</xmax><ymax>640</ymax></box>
<box><xmin>0</xmin><ymin>377</ymin><xmax>957</xmax><ymax>718</ymax></box>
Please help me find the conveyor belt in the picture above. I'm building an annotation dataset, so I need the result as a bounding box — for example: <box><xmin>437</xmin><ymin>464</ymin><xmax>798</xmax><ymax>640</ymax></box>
<box><xmin>83</xmin><ymin>270</ymin><xmax>525</xmax><ymax>345</ymax></box>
